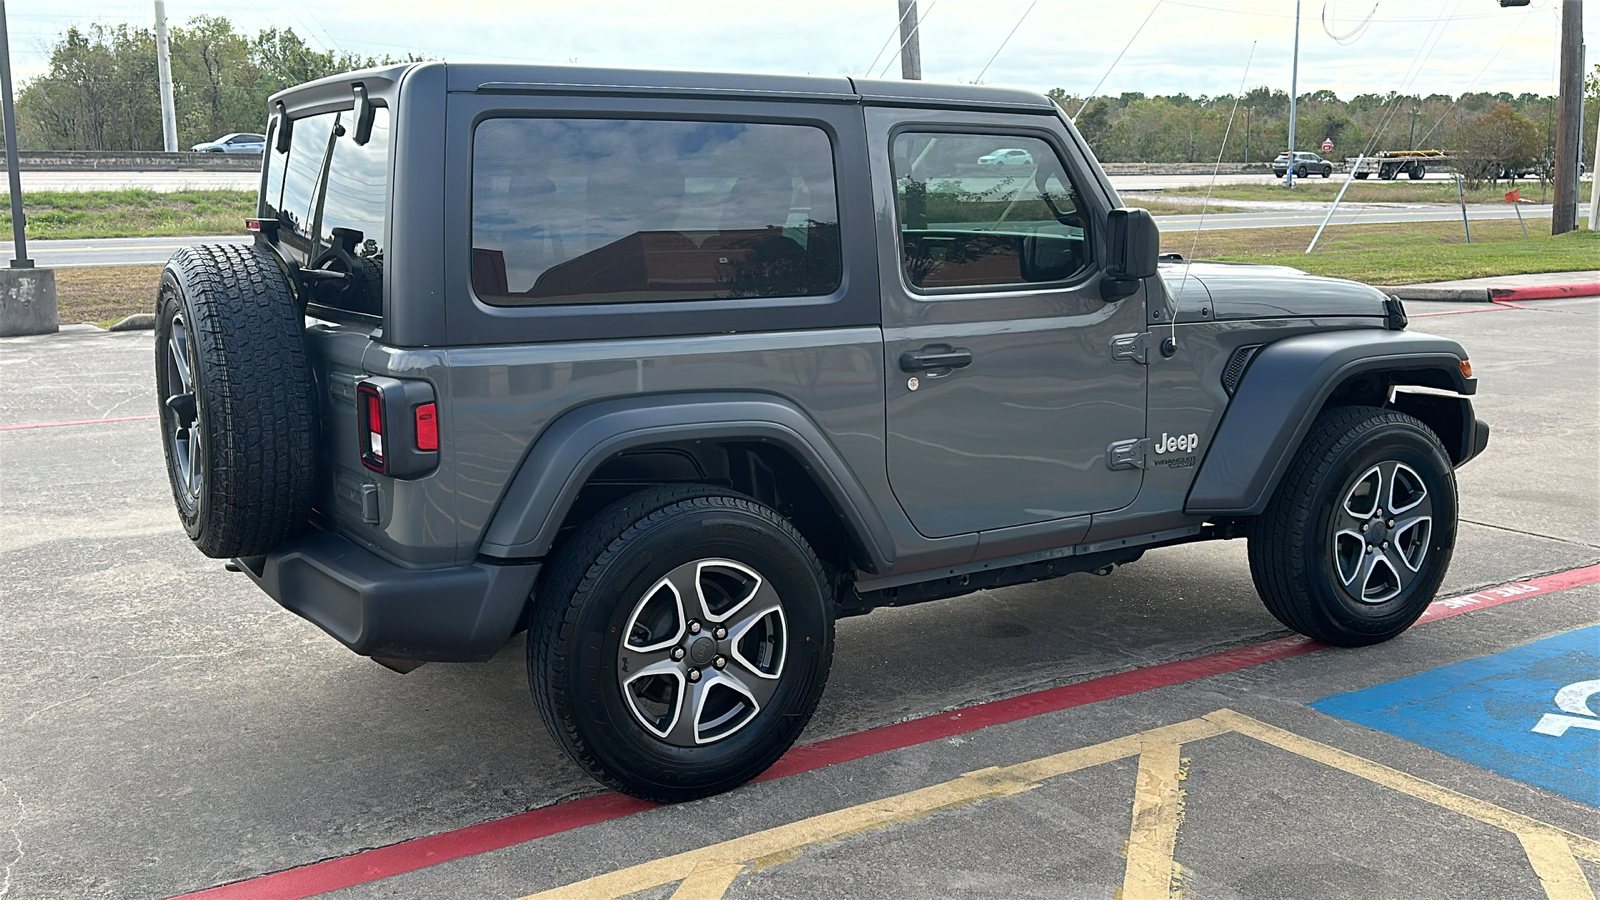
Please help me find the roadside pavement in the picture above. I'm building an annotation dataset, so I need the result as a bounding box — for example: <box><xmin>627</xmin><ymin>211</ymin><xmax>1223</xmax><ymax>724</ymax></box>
<box><xmin>1389</xmin><ymin>270</ymin><xmax>1600</xmax><ymax>302</ymax></box>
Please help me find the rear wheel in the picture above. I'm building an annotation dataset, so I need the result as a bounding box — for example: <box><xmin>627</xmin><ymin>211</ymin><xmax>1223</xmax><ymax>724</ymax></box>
<box><xmin>1408</xmin><ymin>163</ymin><xmax>1426</xmax><ymax>180</ymax></box>
<box><xmin>530</xmin><ymin>484</ymin><xmax>834</xmax><ymax>801</ymax></box>
<box><xmin>1248</xmin><ymin>407</ymin><xmax>1457</xmax><ymax>647</ymax></box>
<box><xmin>1295</xmin><ymin>165</ymin><xmax>1308</xmax><ymax>178</ymax></box>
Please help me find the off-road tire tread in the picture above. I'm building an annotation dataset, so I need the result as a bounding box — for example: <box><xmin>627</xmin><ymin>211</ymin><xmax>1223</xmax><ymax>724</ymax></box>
<box><xmin>530</xmin><ymin>484</ymin><xmax>832</xmax><ymax>801</ymax></box>
<box><xmin>1248</xmin><ymin>405</ymin><xmax>1453</xmax><ymax>646</ymax></box>
<box><xmin>159</xmin><ymin>243</ymin><xmax>315</xmax><ymax>558</ymax></box>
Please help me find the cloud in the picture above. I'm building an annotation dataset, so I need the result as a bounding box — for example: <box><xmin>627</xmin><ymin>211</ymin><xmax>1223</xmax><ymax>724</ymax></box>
<box><xmin>5</xmin><ymin>0</ymin><xmax>1586</xmax><ymax>98</ymax></box>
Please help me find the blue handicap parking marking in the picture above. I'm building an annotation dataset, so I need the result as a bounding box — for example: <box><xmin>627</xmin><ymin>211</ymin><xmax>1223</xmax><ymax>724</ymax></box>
<box><xmin>1312</xmin><ymin>625</ymin><xmax>1600</xmax><ymax>807</ymax></box>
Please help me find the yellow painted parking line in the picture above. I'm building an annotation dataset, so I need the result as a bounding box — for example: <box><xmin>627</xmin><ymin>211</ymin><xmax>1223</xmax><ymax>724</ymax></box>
<box><xmin>1519</xmin><ymin>833</ymin><xmax>1595</xmax><ymax>900</ymax></box>
<box><xmin>515</xmin><ymin>711</ymin><xmax>1597</xmax><ymax>900</ymax></box>
<box><xmin>1120</xmin><ymin>741</ymin><xmax>1185</xmax><ymax>900</ymax></box>
<box><xmin>1206</xmin><ymin>709</ymin><xmax>1600</xmax><ymax>867</ymax></box>
<box><xmin>669</xmin><ymin>862</ymin><xmax>746</xmax><ymax>899</ymax></box>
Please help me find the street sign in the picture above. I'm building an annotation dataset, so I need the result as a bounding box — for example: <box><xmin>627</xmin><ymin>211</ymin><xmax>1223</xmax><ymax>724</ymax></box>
<box><xmin>1321</xmin><ymin>138</ymin><xmax>1333</xmax><ymax>152</ymax></box>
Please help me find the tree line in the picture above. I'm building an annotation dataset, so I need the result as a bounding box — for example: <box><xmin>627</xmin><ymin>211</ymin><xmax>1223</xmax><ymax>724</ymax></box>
<box><xmin>15</xmin><ymin>18</ymin><xmax>411</xmax><ymax>152</ymax></box>
<box><xmin>1051</xmin><ymin>77</ymin><xmax>1598</xmax><ymax>184</ymax></box>
<box><xmin>13</xmin><ymin>15</ymin><xmax>1598</xmax><ymax>181</ymax></box>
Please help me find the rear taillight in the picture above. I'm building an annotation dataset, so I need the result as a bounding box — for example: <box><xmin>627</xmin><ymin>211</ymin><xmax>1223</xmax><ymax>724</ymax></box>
<box><xmin>358</xmin><ymin>383</ymin><xmax>386</xmax><ymax>472</ymax></box>
<box><xmin>356</xmin><ymin>377</ymin><xmax>439</xmax><ymax>479</ymax></box>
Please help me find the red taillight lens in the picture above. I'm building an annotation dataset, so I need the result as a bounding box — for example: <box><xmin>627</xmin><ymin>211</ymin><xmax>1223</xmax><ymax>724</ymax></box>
<box><xmin>414</xmin><ymin>403</ymin><xmax>438</xmax><ymax>451</ymax></box>
<box><xmin>358</xmin><ymin>385</ymin><xmax>385</xmax><ymax>472</ymax></box>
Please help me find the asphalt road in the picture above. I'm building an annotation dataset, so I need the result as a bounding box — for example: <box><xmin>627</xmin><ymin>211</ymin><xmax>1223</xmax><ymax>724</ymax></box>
<box><xmin>0</xmin><ymin>294</ymin><xmax>1596</xmax><ymax>899</ymax></box>
<box><xmin>4</xmin><ymin>202</ymin><xmax>1557</xmax><ymax>268</ymax></box>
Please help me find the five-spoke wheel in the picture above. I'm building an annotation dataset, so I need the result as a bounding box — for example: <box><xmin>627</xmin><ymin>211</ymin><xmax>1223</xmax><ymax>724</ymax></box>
<box><xmin>1331</xmin><ymin>461</ymin><xmax>1433</xmax><ymax>604</ymax></box>
<box><xmin>618</xmin><ymin>559</ymin><xmax>788</xmax><ymax>747</ymax></box>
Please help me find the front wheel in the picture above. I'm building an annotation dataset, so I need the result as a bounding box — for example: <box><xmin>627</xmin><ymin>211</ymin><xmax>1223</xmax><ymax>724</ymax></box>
<box><xmin>1248</xmin><ymin>406</ymin><xmax>1457</xmax><ymax>647</ymax></box>
<box><xmin>530</xmin><ymin>484</ymin><xmax>834</xmax><ymax>801</ymax></box>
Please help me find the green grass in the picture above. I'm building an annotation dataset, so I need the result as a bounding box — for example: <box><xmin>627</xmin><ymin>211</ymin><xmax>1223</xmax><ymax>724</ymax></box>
<box><xmin>1163</xmin><ymin>217</ymin><xmax>1598</xmax><ymax>285</ymax></box>
<box><xmin>0</xmin><ymin>190</ymin><xmax>255</xmax><ymax>240</ymax></box>
<box><xmin>1166</xmin><ymin>181</ymin><xmax>1556</xmax><ymax>206</ymax></box>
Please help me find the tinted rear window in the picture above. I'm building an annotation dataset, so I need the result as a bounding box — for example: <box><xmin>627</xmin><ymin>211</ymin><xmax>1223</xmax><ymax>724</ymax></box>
<box><xmin>264</xmin><ymin>107</ymin><xmax>390</xmax><ymax>315</ymax></box>
<box><xmin>471</xmin><ymin>118</ymin><xmax>842</xmax><ymax>306</ymax></box>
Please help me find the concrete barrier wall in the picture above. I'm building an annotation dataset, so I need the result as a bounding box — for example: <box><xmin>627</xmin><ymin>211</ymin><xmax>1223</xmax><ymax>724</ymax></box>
<box><xmin>1099</xmin><ymin>162</ymin><xmax>1277</xmax><ymax>175</ymax></box>
<box><xmin>1</xmin><ymin>151</ymin><xmax>261</xmax><ymax>171</ymax></box>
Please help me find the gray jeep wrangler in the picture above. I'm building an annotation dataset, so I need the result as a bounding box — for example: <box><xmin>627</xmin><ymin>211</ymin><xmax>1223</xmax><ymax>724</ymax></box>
<box><xmin>155</xmin><ymin>63</ymin><xmax>1488</xmax><ymax>801</ymax></box>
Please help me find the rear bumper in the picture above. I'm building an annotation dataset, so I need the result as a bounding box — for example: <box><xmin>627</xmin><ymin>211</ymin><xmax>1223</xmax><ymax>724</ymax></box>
<box><xmin>237</xmin><ymin>532</ymin><xmax>539</xmax><ymax>662</ymax></box>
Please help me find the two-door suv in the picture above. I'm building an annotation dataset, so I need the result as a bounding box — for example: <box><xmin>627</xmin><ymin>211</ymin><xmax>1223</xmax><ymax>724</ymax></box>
<box><xmin>156</xmin><ymin>63</ymin><xmax>1488</xmax><ymax>801</ymax></box>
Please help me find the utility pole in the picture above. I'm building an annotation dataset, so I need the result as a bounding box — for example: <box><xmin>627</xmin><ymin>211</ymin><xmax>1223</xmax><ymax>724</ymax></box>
<box><xmin>1285</xmin><ymin>0</ymin><xmax>1301</xmax><ymax>188</ymax></box>
<box><xmin>1409</xmin><ymin>104</ymin><xmax>1418</xmax><ymax>150</ymax></box>
<box><xmin>0</xmin><ymin>0</ymin><xmax>27</xmax><ymax>267</ymax></box>
<box><xmin>897</xmin><ymin>0</ymin><xmax>922</xmax><ymax>80</ymax></box>
<box><xmin>1245</xmin><ymin>107</ymin><xmax>1251</xmax><ymax>164</ymax></box>
<box><xmin>155</xmin><ymin>0</ymin><xmax>177</xmax><ymax>152</ymax></box>
<box><xmin>1551</xmin><ymin>0</ymin><xmax>1582</xmax><ymax>234</ymax></box>
<box><xmin>1590</xmin><ymin>68</ymin><xmax>1599</xmax><ymax>230</ymax></box>
<box><xmin>0</xmin><ymin>0</ymin><xmax>58</xmax><ymax>337</ymax></box>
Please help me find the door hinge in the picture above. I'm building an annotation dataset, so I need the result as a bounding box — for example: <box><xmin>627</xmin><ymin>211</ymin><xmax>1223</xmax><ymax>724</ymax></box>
<box><xmin>1110</xmin><ymin>332</ymin><xmax>1150</xmax><ymax>365</ymax></box>
<box><xmin>1107</xmin><ymin>437</ymin><xmax>1151</xmax><ymax>470</ymax></box>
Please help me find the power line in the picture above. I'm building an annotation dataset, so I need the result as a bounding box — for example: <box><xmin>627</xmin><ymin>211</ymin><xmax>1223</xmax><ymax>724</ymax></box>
<box><xmin>1075</xmin><ymin>0</ymin><xmax>1161</xmax><ymax>118</ymax></box>
<box><xmin>975</xmin><ymin>0</ymin><xmax>1036</xmax><ymax>83</ymax></box>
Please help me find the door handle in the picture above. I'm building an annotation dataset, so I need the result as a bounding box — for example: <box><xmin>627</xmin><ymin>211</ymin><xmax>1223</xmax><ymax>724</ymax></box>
<box><xmin>899</xmin><ymin>346</ymin><xmax>973</xmax><ymax>373</ymax></box>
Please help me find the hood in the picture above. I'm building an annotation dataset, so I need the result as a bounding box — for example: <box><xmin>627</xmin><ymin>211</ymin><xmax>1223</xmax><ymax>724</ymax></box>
<box><xmin>1157</xmin><ymin>261</ymin><xmax>1390</xmax><ymax>321</ymax></box>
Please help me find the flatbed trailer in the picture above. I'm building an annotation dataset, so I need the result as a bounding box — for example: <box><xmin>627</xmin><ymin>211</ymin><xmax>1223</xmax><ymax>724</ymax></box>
<box><xmin>1347</xmin><ymin>150</ymin><xmax>1451</xmax><ymax>180</ymax></box>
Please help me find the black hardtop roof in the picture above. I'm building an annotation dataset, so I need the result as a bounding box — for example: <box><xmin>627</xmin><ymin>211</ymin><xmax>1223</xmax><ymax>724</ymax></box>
<box><xmin>271</xmin><ymin>61</ymin><xmax>1056</xmax><ymax>115</ymax></box>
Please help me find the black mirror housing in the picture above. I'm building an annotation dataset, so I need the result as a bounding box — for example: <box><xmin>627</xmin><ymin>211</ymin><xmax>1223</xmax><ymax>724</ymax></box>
<box><xmin>272</xmin><ymin>101</ymin><xmax>292</xmax><ymax>153</ymax></box>
<box><xmin>1106</xmin><ymin>207</ymin><xmax>1160</xmax><ymax>280</ymax></box>
<box><xmin>352</xmin><ymin>84</ymin><xmax>375</xmax><ymax>147</ymax></box>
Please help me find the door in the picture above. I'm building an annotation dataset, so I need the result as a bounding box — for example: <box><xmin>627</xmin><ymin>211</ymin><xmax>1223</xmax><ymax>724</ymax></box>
<box><xmin>870</xmin><ymin>109</ymin><xmax>1147</xmax><ymax>538</ymax></box>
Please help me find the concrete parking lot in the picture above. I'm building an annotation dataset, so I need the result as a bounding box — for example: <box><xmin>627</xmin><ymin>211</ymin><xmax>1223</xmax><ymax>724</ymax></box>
<box><xmin>1</xmin><ymin>296</ymin><xmax>1596</xmax><ymax>899</ymax></box>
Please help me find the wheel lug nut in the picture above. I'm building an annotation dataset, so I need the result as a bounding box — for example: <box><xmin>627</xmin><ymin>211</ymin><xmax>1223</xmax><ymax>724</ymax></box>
<box><xmin>714</xmin><ymin>656</ymin><xmax>726</xmax><ymax>669</ymax></box>
<box><xmin>1362</xmin><ymin>523</ymin><xmax>1370</xmax><ymax>532</ymax></box>
<box><xmin>713</xmin><ymin>626</ymin><xmax>727</xmax><ymax>640</ymax></box>
<box><xmin>687</xmin><ymin>668</ymin><xmax>701</xmax><ymax>682</ymax></box>
<box><xmin>671</xmin><ymin>647</ymin><xmax>685</xmax><ymax>661</ymax></box>
<box><xmin>688</xmin><ymin>621</ymin><xmax>701</xmax><ymax>634</ymax></box>
<box><xmin>1366</xmin><ymin>545</ymin><xmax>1374</xmax><ymax>553</ymax></box>
<box><xmin>1382</xmin><ymin>541</ymin><xmax>1389</xmax><ymax>550</ymax></box>
<box><xmin>1387</xmin><ymin>519</ymin><xmax>1395</xmax><ymax>527</ymax></box>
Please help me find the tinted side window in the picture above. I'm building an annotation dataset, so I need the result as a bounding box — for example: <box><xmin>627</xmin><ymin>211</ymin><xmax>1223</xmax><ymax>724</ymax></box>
<box><xmin>892</xmin><ymin>132</ymin><xmax>1089</xmax><ymax>291</ymax></box>
<box><xmin>471</xmin><ymin>118</ymin><xmax>841</xmax><ymax>306</ymax></box>
<box><xmin>276</xmin><ymin>112</ymin><xmax>337</xmax><ymax>246</ymax></box>
<box><xmin>315</xmin><ymin>108</ymin><xmax>390</xmax><ymax>314</ymax></box>
<box><xmin>262</xmin><ymin>120</ymin><xmax>288</xmax><ymax>221</ymax></box>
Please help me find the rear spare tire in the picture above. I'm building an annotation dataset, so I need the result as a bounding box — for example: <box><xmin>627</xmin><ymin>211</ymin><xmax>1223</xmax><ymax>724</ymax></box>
<box><xmin>155</xmin><ymin>243</ymin><xmax>316</xmax><ymax>558</ymax></box>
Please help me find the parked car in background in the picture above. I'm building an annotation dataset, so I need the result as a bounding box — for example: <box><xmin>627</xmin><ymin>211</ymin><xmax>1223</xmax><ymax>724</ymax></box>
<box><xmin>1272</xmin><ymin>151</ymin><xmax>1334</xmax><ymax>179</ymax></box>
<box><xmin>977</xmin><ymin>147</ymin><xmax>1034</xmax><ymax>166</ymax></box>
<box><xmin>191</xmin><ymin>133</ymin><xmax>266</xmax><ymax>153</ymax></box>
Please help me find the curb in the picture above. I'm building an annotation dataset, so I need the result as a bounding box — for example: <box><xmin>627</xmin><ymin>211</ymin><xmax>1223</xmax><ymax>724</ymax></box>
<box><xmin>1388</xmin><ymin>281</ymin><xmax>1600</xmax><ymax>303</ymax></box>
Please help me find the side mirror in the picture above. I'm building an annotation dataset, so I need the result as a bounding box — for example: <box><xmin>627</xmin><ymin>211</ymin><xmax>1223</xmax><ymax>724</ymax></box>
<box><xmin>1106</xmin><ymin>207</ymin><xmax>1160</xmax><ymax>280</ymax></box>
<box><xmin>273</xmin><ymin>101</ymin><xmax>292</xmax><ymax>153</ymax></box>
<box><xmin>352</xmin><ymin>84</ymin><xmax>375</xmax><ymax>147</ymax></box>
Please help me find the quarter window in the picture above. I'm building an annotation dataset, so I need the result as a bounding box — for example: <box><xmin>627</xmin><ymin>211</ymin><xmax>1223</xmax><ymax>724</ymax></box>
<box><xmin>471</xmin><ymin>118</ymin><xmax>842</xmax><ymax>306</ymax></box>
<box><xmin>892</xmin><ymin>132</ymin><xmax>1088</xmax><ymax>291</ymax></box>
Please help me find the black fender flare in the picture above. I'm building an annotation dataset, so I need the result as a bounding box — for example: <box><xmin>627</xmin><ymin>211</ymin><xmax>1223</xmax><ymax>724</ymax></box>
<box><xmin>1185</xmin><ymin>329</ymin><xmax>1475</xmax><ymax>516</ymax></box>
<box><xmin>476</xmin><ymin>392</ymin><xmax>895</xmax><ymax>571</ymax></box>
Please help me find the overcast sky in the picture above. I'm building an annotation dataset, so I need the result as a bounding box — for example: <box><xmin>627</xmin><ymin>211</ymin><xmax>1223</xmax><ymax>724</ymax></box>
<box><xmin>7</xmin><ymin>0</ymin><xmax>1590</xmax><ymax>100</ymax></box>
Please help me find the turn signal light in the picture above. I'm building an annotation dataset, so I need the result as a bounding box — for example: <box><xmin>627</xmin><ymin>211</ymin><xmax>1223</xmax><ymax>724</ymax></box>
<box><xmin>1459</xmin><ymin>359</ymin><xmax>1473</xmax><ymax>379</ymax></box>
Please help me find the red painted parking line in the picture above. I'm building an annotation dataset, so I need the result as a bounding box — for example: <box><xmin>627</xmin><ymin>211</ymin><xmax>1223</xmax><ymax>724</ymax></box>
<box><xmin>1491</xmin><ymin>282</ymin><xmax>1600</xmax><ymax>301</ymax></box>
<box><xmin>0</xmin><ymin>413</ymin><xmax>158</xmax><ymax>431</ymax></box>
<box><xmin>170</xmin><ymin>563</ymin><xmax>1600</xmax><ymax>900</ymax></box>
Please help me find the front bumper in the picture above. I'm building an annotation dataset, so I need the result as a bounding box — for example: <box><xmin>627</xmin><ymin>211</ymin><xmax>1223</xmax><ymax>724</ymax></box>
<box><xmin>237</xmin><ymin>532</ymin><xmax>539</xmax><ymax>662</ymax></box>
